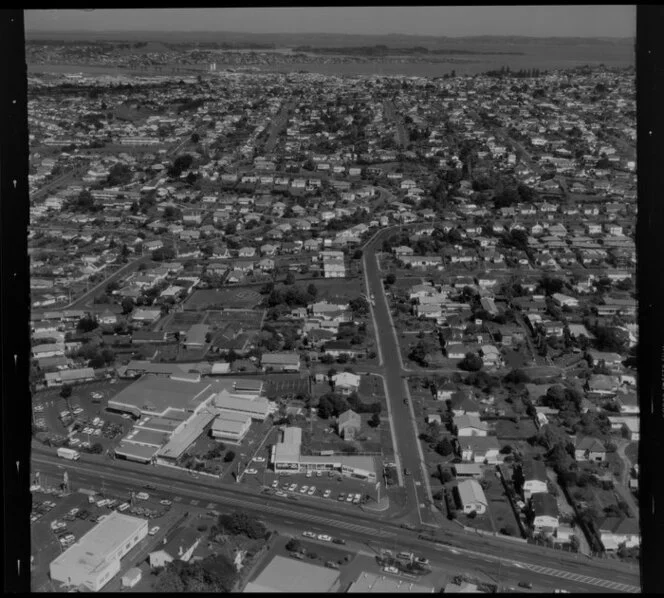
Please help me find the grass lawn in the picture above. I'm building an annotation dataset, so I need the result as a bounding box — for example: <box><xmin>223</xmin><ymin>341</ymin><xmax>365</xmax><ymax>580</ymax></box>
<box><xmin>484</xmin><ymin>475</ymin><xmax>521</xmax><ymax>537</ymax></box>
<box><xmin>494</xmin><ymin>418</ymin><xmax>538</xmax><ymax>441</ymax></box>
<box><xmin>184</xmin><ymin>288</ymin><xmax>262</xmax><ymax>310</ymax></box>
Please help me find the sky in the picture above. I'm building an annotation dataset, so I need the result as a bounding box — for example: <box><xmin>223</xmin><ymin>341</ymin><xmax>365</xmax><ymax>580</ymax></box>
<box><xmin>25</xmin><ymin>6</ymin><xmax>635</xmax><ymax>38</ymax></box>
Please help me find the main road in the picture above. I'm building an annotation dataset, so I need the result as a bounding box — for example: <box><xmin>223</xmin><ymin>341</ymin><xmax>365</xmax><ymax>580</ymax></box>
<box><xmin>30</xmin><ymin>450</ymin><xmax>639</xmax><ymax>592</ymax></box>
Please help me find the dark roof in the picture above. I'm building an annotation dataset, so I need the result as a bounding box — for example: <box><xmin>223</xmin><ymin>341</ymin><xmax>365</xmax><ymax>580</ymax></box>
<box><xmin>599</xmin><ymin>516</ymin><xmax>640</xmax><ymax>536</ymax></box>
<box><xmin>522</xmin><ymin>459</ymin><xmax>547</xmax><ymax>483</ymax></box>
<box><xmin>531</xmin><ymin>493</ymin><xmax>558</xmax><ymax>518</ymax></box>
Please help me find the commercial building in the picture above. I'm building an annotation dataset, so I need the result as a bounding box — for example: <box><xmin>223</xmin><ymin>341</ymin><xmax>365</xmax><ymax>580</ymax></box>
<box><xmin>244</xmin><ymin>555</ymin><xmax>340</xmax><ymax>593</ymax></box>
<box><xmin>211</xmin><ymin>411</ymin><xmax>252</xmax><ymax>443</ymax></box>
<box><xmin>348</xmin><ymin>572</ymin><xmax>434</xmax><ymax>593</ymax></box>
<box><xmin>49</xmin><ymin>512</ymin><xmax>148</xmax><ymax>592</ymax></box>
<box><xmin>271</xmin><ymin>426</ymin><xmax>377</xmax><ymax>482</ymax></box>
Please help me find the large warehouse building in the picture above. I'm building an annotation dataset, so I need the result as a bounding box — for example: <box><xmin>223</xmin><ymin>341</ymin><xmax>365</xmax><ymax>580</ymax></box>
<box><xmin>109</xmin><ymin>375</ymin><xmax>271</xmax><ymax>463</ymax></box>
<box><xmin>244</xmin><ymin>555</ymin><xmax>340</xmax><ymax>593</ymax></box>
<box><xmin>271</xmin><ymin>426</ymin><xmax>377</xmax><ymax>482</ymax></box>
<box><xmin>49</xmin><ymin>512</ymin><xmax>148</xmax><ymax>592</ymax></box>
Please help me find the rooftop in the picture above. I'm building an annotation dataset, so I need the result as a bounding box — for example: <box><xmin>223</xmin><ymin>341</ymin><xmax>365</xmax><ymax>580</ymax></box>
<box><xmin>244</xmin><ymin>555</ymin><xmax>340</xmax><ymax>593</ymax></box>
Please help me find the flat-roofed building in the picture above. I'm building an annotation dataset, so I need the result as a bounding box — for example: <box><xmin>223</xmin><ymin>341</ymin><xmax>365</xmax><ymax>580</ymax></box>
<box><xmin>271</xmin><ymin>426</ymin><xmax>377</xmax><ymax>481</ymax></box>
<box><xmin>213</xmin><ymin>389</ymin><xmax>271</xmax><ymax>421</ymax></box>
<box><xmin>348</xmin><ymin>572</ymin><xmax>434</xmax><ymax>593</ymax></box>
<box><xmin>107</xmin><ymin>375</ymin><xmax>218</xmax><ymax>418</ymax></box>
<box><xmin>243</xmin><ymin>555</ymin><xmax>340</xmax><ymax>593</ymax></box>
<box><xmin>260</xmin><ymin>352</ymin><xmax>301</xmax><ymax>372</ymax></box>
<box><xmin>211</xmin><ymin>411</ymin><xmax>252</xmax><ymax>443</ymax></box>
<box><xmin>183</xmin><ymin>324</ymin><xmax>209</xmax><ymax>349</ymax></box>
<box><xmin>49</xmin><ymin>512</ymin><xmax>148</xmax><ymax>592</ymax></box>
<box><xmin>114</xmin><ymin>441</ymin><xmax>160</xmax><ymax>464</ymax></box>
<box><xmin>156</xmin><ymin>410</ymin><xmax>217</xmax><ymax>462</ymax></box>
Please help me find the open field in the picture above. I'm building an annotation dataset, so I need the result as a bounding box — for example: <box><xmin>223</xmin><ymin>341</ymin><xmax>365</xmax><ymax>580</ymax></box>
<box><xmin>308</xmin><ymin>278</ymin><xmax>365</xmax><ymax>302</ymax></box>
<box><xmin>265</xmin><ymin>375</ymin><xmax>310</xmax><ymax>399</ymax></box>
<box><xmin>205</xmin><ymin>308</ymin><xmax>265</xmax><ymax>329</ymax></box>
<box><xmin>164</xmin><ymin>310</ymin><xmax>206</xmax><ymax>331</ymax></box>
<box><xmin>184</xmin><ymin>288</ymin><xmax>262</xmax><ymax>310</ymax></box>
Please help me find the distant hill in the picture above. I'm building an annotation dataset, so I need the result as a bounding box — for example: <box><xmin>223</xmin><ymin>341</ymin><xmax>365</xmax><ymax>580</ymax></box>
<box><xmin>25</xmin><ymin>29</ymin><xmax>634</xmax><ymax>49</ymax></box>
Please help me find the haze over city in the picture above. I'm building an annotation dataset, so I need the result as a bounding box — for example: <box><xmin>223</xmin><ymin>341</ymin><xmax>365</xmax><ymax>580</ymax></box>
<box><xmin>26</xmin><ymin>6</ymin><xmax>635</xmax><ymax>38</ymax></box>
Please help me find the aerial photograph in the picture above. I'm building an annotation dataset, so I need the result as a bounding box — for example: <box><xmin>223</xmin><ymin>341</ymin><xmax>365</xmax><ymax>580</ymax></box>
<box><xmin>24</xmin><ymin>6</ymin><xmax>639</xmax><ymax>593</ymax></box>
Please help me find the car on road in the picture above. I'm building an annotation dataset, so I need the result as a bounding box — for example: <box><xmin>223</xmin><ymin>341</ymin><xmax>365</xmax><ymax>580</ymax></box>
<box><xmin>302</xmin><ymin>531</ymin><xmax>317</xmax><ymax>539</ymax></box>
<box><xmin>323</xmin><ymin>489</ymin><xmax>332</xmax><ymax>498</ymax></box>
<box><xmin>383</xmin><ymin>566</ymin><xmax>399</xmax><ymax>574</ymax></box>
<box><xmin>404</xmin><ymin>468</ymin><xmax>411</xmax><ymax>476</ymax></box>
<box><xmin>159</xmin><ymin>499</ymin><xmax>172</xmax><ymax>506</ymax></box>
<box><xmin>272</xmin><ymin>480</ymin><xmax>279</xmax><ymax>488</ymax></box>
<box><xmin>518</xmin><ymin>582</ymin><xmax>533</xmax><ymax>589</ymax></box>
<box><xmin>135</xmin><ymin>492</ymin><xmax>149</xmax><ymax>501</ymax></box>
<box><xmin>403</xmin><ymin>398</ymin><xmax>409</xmax><ymax>405</ymax></box>
<box><xmin>317</xmin><ymin>534</ymin><xmax>332</xmax><ymax>542</ymax></box>
<box><xmin>332</xmin><ymin>538</ymin><xmax>346</xmax><ymax>545</ymax></box>
<box><xmin>149</xmin><ymin>526</ymin><xmax>160</xmax><ymax>536</ymax></box>
<box><xmin>245</xmin><ymin>468</ymin><xmax>258</xmax><ymax>475</ymax></box>
<box><xmin>253</xmin><ymin>457</ymin><xmax>265</xmax><ymax>463</ymax></box>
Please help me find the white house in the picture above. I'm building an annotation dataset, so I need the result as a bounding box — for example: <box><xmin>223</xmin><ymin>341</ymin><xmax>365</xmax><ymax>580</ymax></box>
<box><xmin>456</xmin><ymin>479</ymin><xmax>488</xmax><ymax>515</ymax></box>
<box><xmin>331</xmin><ymin>372</ymin><xmax>361</xmax><ymax>395</ymax></box>
<box><xmin>522</xmin><ymin>459</ymin><xmax>548</xmax><ymax>501</ymax></box>
<box><xmin>455</xmin><ymin>413</ymin><xmax>489</xmax><ymax>437</ymax></box>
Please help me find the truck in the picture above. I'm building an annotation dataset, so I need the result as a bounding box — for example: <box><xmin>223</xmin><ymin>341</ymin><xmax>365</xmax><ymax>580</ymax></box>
<box><xmin>57</xmin><ymin>447</ymin><xmax>80</xmax><ymax>461</ymax></box>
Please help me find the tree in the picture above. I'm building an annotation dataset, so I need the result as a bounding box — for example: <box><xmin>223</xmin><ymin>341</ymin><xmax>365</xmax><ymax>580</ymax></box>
<box><xmin>306</xmin><ymin>283</ymin><xmax>318</xmax><ymax>298</ymax></box>
<box><xmin>215</xmin><ymin>511</ymin><xmax>267</xmax><ymax>540</ymax></box>
<box><xmin>90</xmin><ymin>442</ymin><xmax>104</xmax><ymax>454</ymax></box>
<box><xmin>286</xmin><ymin>538</ymin><xmax>302</xmax><ymax>552</ymax></box>
<box><xmin>385</xmin><ymin>273</ymin><xmax>396</xmax><ymax>286</ymax></box>
<box><xmin>121</xmin><ymin>297</ymin><xmax>135</xmax><ymax>315</ymax></box>
<box><xmin>435</xmin><ymin>437</ymin><xmax>454</xmax><ymax>456</ymax></box>
<box><xmin>77</xmin><ymin>315</ymin><xmax>99</xmax><ymax>333</ymax></box>
<box><xmin>223</xmin><ymin>450</ymin><xmax>235</xmax><ymax>463</ymax></box>
<box><xmin>191</xmin><ymin>132</ymin><xmax>200</xmax><ymax>143</ymax></box>
<box><xmin>107</xmin><ymin>163</ymin><xmax>133</xmax><ymax>186</ymax></box>
<box><xmin>368</xmin><ymin>412</ymin><xmax>381</xmax><ymax>428</ymax></box>
<box><xmin>60</xmin><ymin>384</ymin><xmax>72</xmax><ymax>399</ymax></box>
<box><xmin>284</xmin><ymin>272</ymin><xmax>296</xmax><ymax>285</ymax></box>
<box><xmin>458</xmin><ymin>352</ymin><xmax>483</xmax><ymax>372</ymax></box>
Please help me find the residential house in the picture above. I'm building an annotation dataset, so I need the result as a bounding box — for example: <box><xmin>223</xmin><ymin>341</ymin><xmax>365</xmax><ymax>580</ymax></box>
<box><xmin>531</xmin><ymin>493</ymin><xmax>559</xmax><ymax>535</ymax></box>
<box><xmin>455</xmin><ymin>413</ymin><xmax>489</xmax><ymax>437</ymax></box>
<box><xmin>521</xmin><ymin>459</ymin><xmax>549</xmax><ymax>501</ymax></box>
<box><xmin>260</xmin><ymin>352</ymin><xmax>300</xmax><ymax>372</ymax></box>
<box><xmin>337</xmin><ymin>409</ymin><xmax>361</xmax><ymax>441</ymax></box>
<box><xmin>599</xmin><ymin>517</ymin><xmax>640</xmax><ymax>551</ymax></box>
<box><xmin>332</xmin><ymin>372</ymin><xmax>361</xmax><ymax>395</ymax></box>
<box><xmin>456</xmin><ymin>479</ymin><xmax>488</xmax><ymax>515</ymax></box>
<box><xmin>148</xmin><ymin>528</ymin><xmax>201</xmax><ymax>568</ymax></box>
<box><xmin>460</xmin><ymin>436</ymin><xmax>501</xmax><ymax>464</ymax></box>
<box><xmin>574</xmin><ymin>437</ymin><xmax>606</xmax><ymax>463</ymax></box>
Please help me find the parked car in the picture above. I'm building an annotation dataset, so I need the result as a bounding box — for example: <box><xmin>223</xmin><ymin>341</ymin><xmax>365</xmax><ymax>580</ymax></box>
<box><xmin>291</xmin><ymin>552</ymin><xmax>305</xmax><ymax>560</ymax></box>
<box><xmin>325</xmin><ymin>561</ymin><xmax>340</xmax><ymax>569</ymax></box>
<box><xmin>518</xmin><ymin>582</ymin><xmax>533</xmax><ymax>589</ymax></box>
<box><xmin>383</xmin><ymin>566</ymin><xmax>399</xmax><ymax>574</ymax></box>
<box><xmin>253</xmin><ymin>457</ymin><xmax>265</xmax><ymax>463</ymax></box>
<box><xmin>149</xmin><ymin>526</ymin><xmax>160</xmax><ymax>536</ymax></box>
<box><xmin>288</xmin><ymin>484</ymin><xmax>298</xmax><ymax>492</ymax></box>
<box><xmin>135</xmin><ymin>492</ymin><xmax>149</xmax><ymax>501</ymax></box>
<box><xmin>302</xmin><ymin>531</ymin><xmax>317</xmax><ymax>539</ymax></box>
<box><xmin>338</xmin><ymin>493</ymin><xmax>346</xmax><ymax>501</ymax></box>
<box><xmin>323</xmin><ymin>489</ymin><xmax>332</xmax><ymax>498</ymax></box>
<box><xmin>159</xmin><ymin>499</ymin><xmax>172</xmax><ymax>506</ymax></box>
<box><xmin>300</xmin><ymin>485</ymin><xmax>309</xmax><ymax>494</ymax></box>
<box><xmin>317</xmin><ymin>534</ymin><xmax>332</xmax><ymax>542</ymax></box>
<box><xmin>415</xmin><ymin>557</ymin><xmax>429</xmax><ymax>566</ymax></box>
<box><xmin>245</xmin><ymin>468</ymin><xmax>258</xmax><ymax>475</ymax></box>
<box><xmin>346</xmin><ymin>494</ymin><xmax>353</xmax><ymax>502</ymax></box>
<box><xmin>308</xmin><ymin>486</ymin><xmax>316</xmax><ymax>496</ymax></box>
<box><xmin>332</xmin><ymin>538</ymin><xmax>346</xmax><ymax>545</ymax></box>
<box><xmin>276</xmin><ymin>491</ymin><xmax>287</xmax><ymax>497</ymax></box>
<box><xmin>271</xmin><ymin>481</ymin><xmax>279</xmax><ymax>488</ymax></box>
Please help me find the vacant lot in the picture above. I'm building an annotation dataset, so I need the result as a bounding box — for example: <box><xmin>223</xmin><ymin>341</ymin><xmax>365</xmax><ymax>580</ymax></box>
<box><xmin>185</xmin><ymin>288</ymin><xmax>262</xmax><ymax>310</ymax></box>
<box><xmin>309</xmin><ymin>278</ymin><xmax>365</xmax><ymax>302</ymax></box>
<box><xmin>165</xmin><ymin>310</ymin><xmax>206</xmax><ymax>332</ymax></box>
<box><xmin>494</xmin><ymin>418</ymin><xmax>538</xmax><ymax>441</ymax></box>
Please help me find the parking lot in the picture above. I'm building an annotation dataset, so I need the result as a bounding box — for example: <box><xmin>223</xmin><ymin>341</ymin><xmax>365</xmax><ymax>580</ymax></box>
<box><xmin>30</xmin><ymin>485</ymin><xmax>185</xmax><ymax>592</ymax></box>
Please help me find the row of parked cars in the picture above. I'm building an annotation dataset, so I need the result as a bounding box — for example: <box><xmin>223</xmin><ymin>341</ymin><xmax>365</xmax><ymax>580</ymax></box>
<box><xmin>270</xmin><ymin>480</ymin><xmax>363</xmax><ymax>504</ymax></box>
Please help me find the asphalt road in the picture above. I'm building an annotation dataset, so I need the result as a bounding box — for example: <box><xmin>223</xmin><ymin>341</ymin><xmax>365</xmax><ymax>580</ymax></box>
<box><xmin>31</xmin><ymin>450</ymin><xmax>640</xmax><ymax>593</ymax></box>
